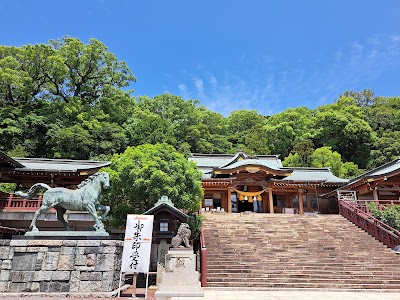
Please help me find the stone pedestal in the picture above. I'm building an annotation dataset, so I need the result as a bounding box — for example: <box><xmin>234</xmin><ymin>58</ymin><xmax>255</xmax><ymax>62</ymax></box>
<box><xmin>25</xmin><ymin>231</ymin><xmax>109</xmax><ymax>237</ymax></box>
<box><xmin>156</xmin><ymin>240</ymin><xmax>169</xmax><ymax>285</ymax></box>
<box><xmin>0</xmin><ymin>239</ymin><xmax>122</xmax><ymax>293</ymax></box>
<box><xmin>155</xmin><ymin>248</ymin><xmax>203</xmax><ymax>298</ymax></box>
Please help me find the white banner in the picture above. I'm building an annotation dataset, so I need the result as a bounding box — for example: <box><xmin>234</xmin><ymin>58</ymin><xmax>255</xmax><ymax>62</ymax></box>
<box><xmin>121</xmin><ymin>214</ymin><xmax>154</xmax><ymax>273</ymax></box>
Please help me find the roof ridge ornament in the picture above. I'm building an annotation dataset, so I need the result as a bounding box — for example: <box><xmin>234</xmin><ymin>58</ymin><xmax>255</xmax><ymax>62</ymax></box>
<box><xmin>154</xmin><ymin>195</ymin><xmax>175</xmax><ymax>207</ymax></box>
<box><xmin>248</xmin><ymin>152</ymin><xmax>257</xmax><ymax>159</ymax></box>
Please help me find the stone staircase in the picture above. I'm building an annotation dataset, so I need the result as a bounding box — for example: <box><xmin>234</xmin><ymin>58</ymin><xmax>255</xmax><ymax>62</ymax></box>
<box><xmin>203</xmin><ymin>213</ymin><xmax>400</xmax><ymax>289</ymax></box>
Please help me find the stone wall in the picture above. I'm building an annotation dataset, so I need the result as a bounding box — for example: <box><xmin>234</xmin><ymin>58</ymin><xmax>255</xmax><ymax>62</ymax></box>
<box><xmin>0</xmin><ymin>239</ymin><xmax>123</xmax><ymax>293</ymax></box>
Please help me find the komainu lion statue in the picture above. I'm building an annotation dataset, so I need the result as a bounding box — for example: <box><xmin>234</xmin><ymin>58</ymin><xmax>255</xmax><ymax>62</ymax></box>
<box><xmin>171</xmin><ymin>223</ymin><xmax>191</xmax><ymax>248</ymax></box>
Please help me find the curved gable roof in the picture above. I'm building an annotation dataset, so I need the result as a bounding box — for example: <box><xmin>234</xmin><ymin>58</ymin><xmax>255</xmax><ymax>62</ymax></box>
<box><xmin>217</xmin><ymin>158</ymin><xmax>283</xmax><ymax>172</ymax></box>
<box><xmin>190</xmin><ymin>151</ymin><xmax>348</xmax><ymax>185</ymax></box>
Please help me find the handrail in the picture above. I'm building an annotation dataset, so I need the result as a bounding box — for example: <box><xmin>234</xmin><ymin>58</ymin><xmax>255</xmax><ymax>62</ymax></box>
<box><xmin>339</xmin><ymin>199</ymin><xmax>400</xmax><ymax>248</ymax></box>
<box><xmin>200</xmin><ymin>227</ymin><xmax>207</xmax><ymax>287</ymax></box>
<box><xmin>0</xmin><ymin>193</ymin><xmax>43</xmax><ymax>211</ymax></box>
<box><xmin>355</xmin><ymin>199</ymin><xmax>400</xmax><ymax>214</ymax></box>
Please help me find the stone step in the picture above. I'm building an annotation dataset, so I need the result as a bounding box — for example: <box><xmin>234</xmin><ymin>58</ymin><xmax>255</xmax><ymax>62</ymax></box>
<box><xmin>207</xmin><ymin>264</ymin><xmax>400</xmax><ymax>271</ymax></box>
<box><xmin>207</xmin><ymin>272</ymin><xmax>400</xmax><ymax>279</ymax></box>
<box><xmin>205</xmin><ymin>282</ymin><xmax>400</xmax><ymax>289</ymax></box>
<box><xmin>203</xmin><ymin>214</ymin><xmax>400</xmax><ymax>289</ymax></box>
<box><xmin>207</xmin><ymin>268</ymin><xmax>400</xmax><ymax>275</ymax></box>
<box><xmin>207</xmin><ymin>276</ymin><xmax>400</xmax><ymax>283</ymax></box>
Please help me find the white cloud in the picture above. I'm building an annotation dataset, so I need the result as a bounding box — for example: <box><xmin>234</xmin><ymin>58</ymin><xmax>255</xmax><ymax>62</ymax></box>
<box><xmin>193</xmin><ymin>78</ymin><xmax>204</xmax><ymax>93</ymax></box>
<box><xmin>178</xmin><ymin>84</ymin><xmax>189</xmax><ymax>99</ymax></box>
<box><xmin>170</xmin><ymin>34</ymin><xmax>400</xmax><ymax>115</ymax></box>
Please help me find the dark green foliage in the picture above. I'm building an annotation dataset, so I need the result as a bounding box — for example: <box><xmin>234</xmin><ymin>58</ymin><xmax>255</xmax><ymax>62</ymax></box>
<box><xmin>188</xmin><ymin>214</ymin><xmax>205</xmax><ymax>240</ymax></box>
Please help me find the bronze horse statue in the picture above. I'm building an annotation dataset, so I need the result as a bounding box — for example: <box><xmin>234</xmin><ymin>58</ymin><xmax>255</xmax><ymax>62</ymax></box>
<box><xmin>16</xmin><ymin>172</ymin><xmax>110</xmax><ymax>232</ymax></box>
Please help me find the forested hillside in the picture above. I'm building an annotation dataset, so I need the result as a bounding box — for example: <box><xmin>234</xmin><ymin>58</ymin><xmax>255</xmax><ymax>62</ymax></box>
<box><xmin>1</xmin><ymin>37</ymin><xmax>400</xmax><ymax>178</ymax></box>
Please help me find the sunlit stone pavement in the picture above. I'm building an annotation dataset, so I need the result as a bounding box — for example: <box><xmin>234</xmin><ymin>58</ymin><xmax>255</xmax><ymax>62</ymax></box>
<box><xmin>170</xmin><ymin>289</ymin><xmax>400</xmax><ymax>300</ymax></box>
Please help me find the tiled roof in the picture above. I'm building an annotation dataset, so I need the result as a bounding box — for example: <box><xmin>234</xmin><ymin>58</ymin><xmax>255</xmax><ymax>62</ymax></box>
<box><xmin>189</xmin><ymin>153</ymin><xmax>240</xmax><ymax>168</ymax></box>
<box><xmin>189</xmin><ymin>152</ymin><xmax>282</xmax><ymax>170</ymax></box>
<box><xmin>13</xmin><ymin>157</ymin><xmax>111</xmax><ymax>172</ymax></box>
<box><xmin>368</xmin><ymin>159</ymin><xmax>400</xmax><ymax>177</ymax></box>
<box><xmin>280</xmin><ymin>169</ymin><xmax>349</xmax><ymax>183</ymax></box>
<box><xmin>0</xmin><ymin>150</ymin><xmax>111</xmax><ymax>173</ymax></box>
<box><xmin>333</xmin><ymin>157</ymin><xmax>400</xmax><ymax>191</ymax></box>
<box><xmin>0</xmin><ymin>150</ymin><xmax>24</xmax><ymax>168</ymax></box>
<box><xmin>143</xmin><ymin>196</ymin><xmax>189</xmax><ymax>221</ymax></box>
<box><xmin>192</xmin><ymin>151</ymin><xmax>348</xmax><ymax>185</ymax></box>
<box><xmin>219</xmin><ymin>158</ymin><xmax>283</xmax><ymax>171</ymax></box>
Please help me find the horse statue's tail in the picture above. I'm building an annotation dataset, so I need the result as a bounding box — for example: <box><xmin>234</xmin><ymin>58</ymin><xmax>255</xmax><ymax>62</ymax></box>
<box><xmin>15</xmin><ymin>183</ymin><xmax>51</xmax><ymax>199</ymax></box>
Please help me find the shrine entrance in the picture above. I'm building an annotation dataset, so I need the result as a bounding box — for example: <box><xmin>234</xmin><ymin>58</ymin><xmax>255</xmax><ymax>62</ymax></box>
<box><xmin>232</xmin><ymin>188</ymin><xmax>265</xmax><ymax>213</ymax></box>
<box><xmin>237</xmin><ymin>197</ymin><xmax>254</xmax><ymax>212</ymax></box>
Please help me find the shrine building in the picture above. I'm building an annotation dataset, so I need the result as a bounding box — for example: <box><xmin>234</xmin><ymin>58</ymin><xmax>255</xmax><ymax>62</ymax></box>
<box><xmin>0</xmin><ymin>150</ymin><xmax>110</xmax><ymax>235</ymax></box>
<box><xmin>189</xmin><ymin>151</ymin><xmax>349</xmax><ymax>214</ymax></box>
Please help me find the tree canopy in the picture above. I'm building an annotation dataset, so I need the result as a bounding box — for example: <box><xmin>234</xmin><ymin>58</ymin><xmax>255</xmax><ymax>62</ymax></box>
<box><xmin>101</xmin><ymin>143</ymin><xmax>203</xmax><ymax>227</ymax></box>
<box><xmin>1</xmin><ymin>38</ymin><xmax>399</xmax><ymax>192</ymax></box>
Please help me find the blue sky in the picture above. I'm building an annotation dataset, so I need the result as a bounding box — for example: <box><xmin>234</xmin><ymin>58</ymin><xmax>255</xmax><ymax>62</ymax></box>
<box><xmin>1</xmin><ymin>1</ymin><xmax>400</xmax><ymax>116</ymax></box>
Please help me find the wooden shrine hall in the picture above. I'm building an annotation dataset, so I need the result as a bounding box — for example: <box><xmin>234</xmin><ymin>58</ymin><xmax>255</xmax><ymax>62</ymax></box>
<box><xmin>323</xmin><ymin>157</ymin><xmax>400</xmax><ymax>205</ymax></box>
<box><xmin>189</xmin><ymin>151</ymin><xmax>349</xmax><ymax>214</ymax></box>
<box><xmin>0</xmin><ymin>150</ymin><xmax>111</xmax><ymax>232</ymax></box>
<box><xmin>0</xmin><ymin>150</ymin><xmax>111</xmax><ymax>188</ymax></box>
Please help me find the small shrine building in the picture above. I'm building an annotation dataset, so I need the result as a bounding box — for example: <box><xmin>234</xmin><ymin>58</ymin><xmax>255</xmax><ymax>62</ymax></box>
<box><xmin>189</xmin><ymin>151</ymin><xmax>349</xmax><ymax>214</ymax></box>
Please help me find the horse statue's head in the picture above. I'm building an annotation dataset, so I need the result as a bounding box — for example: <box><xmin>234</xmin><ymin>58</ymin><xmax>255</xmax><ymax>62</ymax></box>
<box><xmin>98</xmin><ymin>172</ymin><xmax>110</xmax><ymax>189</ymax></box>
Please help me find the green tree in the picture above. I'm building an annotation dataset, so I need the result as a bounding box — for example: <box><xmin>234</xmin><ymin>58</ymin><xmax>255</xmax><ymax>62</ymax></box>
<box><xmin>366</xmin><ymin>97</ymin><xmax>400</xmax><ymax>133</ymax></box>
<box><xmin>227</xmin><ymin>110</ymin><xmax>268</xmax><ymax>154</ymax></box>
<box><xmin>0</xmin><ymin>37</ymin><xmax>135</xmax><ymax>106</ymax></box>
<box><xmin>313</xmin><ymin>96</ymin><xmax>374</xmax><ymax>168</ymax></box>
<box><xmin>0</xmin><ymin>37</ymin><xmax>136</xmax><ymax>159</ymax></box>
<box><xmin>132</xmin><ymin>94</ymin><xmax>231</xmax><ymax>154</ymax></box>
<box><xmin>339</xmin><ymin>89</ymin><xmax>376</xmax><ymax>107</ymax></box>
<box><xmin>102</xmin><ymin>143</ymin><xmax>204</xmax><ymax>227</ymax></box>
<box><xmin>368</xmin><ymin>131</ymin><xmax>400</xmax><ymax>169</ymax></box>
<box><xmin>282</xmin><ymin>139</ymin><xmax>315</xmax><ymax>167</ymax></box>
<box><xmin>264</xmin><ymin>107</ymin><xmax>314</xmax><ymax>157</ymax></box>
<box><xmin>311</xmin><ymin>147</ymin><xmax>343</xmax><ymax>176</ymax></box>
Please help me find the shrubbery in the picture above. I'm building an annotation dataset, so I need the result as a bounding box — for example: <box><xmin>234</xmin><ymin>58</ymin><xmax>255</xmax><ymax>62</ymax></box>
<box><xmin>367</xmin><ymin>202</ymin><xmax>400</xmax><ymax>231</ymax></box>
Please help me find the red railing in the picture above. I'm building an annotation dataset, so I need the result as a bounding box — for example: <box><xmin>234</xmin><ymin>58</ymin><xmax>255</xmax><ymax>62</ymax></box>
<box><xmin>0</xmin><ymin>193</ymin><xmax>43</xmax><ymax>211</ymax></box>
<box><xmin>354</xmin><ymin>199</ymin><xmax>400</xmax><ymax>214</ymax></box>
<box><xmin>200</xmin><ymin>227</ymin><xmax>207</xmax><ymax>287</ymax></box>
<box><xmin>339</xmin><ymin>199</ymin><xmax>400</xmax><ymax>249</ymax></box>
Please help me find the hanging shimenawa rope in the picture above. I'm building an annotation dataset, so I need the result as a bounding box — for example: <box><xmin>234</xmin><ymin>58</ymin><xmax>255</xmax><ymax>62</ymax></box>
<box><xmin>234</xmin><ymin>189</ymin><xmax>266</xmax><ymax>202</ymax></box>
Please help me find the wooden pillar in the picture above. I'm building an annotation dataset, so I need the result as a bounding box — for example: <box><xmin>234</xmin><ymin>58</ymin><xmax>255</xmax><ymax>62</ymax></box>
<box><xmin>268</xmin><ymin>189</ymin><xmax>274</xmax><ymax>214</ymax></box>
<box><xmin>298</xmin><ymin>189</ymin><xmax>304</xmax><ymax>214</ymax></box>
<box><xmin>373</xmin><ymin>189</ymin><xmax>379</xmax><ymax>205</ymax></box>
<box><xmin>262</xmin><ymin>192</ymin><xmax>268</xmax><ymax>213</ymax></box>
<box><xmin>227</xmin><ymin>187</ymin><xmax>232</xmax><ymax>213</ymax></box>
<box><xmin>306</xmin><ymin>194</ymin><xmax>311</xmax><ymax>211</ymax></box>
